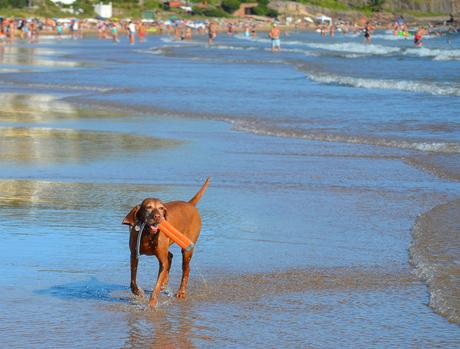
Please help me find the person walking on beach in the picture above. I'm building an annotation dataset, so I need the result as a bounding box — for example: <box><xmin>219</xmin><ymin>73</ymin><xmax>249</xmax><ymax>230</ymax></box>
<box><xmin>128</xmin><ymin>20</ymin><xmax>136</xmax><ymax>44</ymax></box>
<box><xmin>269</xmin><ymin>23</ymin><xmax>281</xmax><ymax>52</ymax></box>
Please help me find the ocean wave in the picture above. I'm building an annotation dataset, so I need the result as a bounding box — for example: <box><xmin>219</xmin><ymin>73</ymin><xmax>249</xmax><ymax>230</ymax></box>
<box><xmin>304</xmin><ymin>42</ymin><xmax>460</xmax><ymax>61</ymax></box>
<box><xmin>373</xmin><ymin>33</ymin><xmax>414</xmax><ymax>41</ymax></box>
<box><xmin>306</xmin><ymin>72</ymin><xmax>460</xmax><ymax>96</ymax></box>
<box><xmin>307</xmin><ymin>42</ymin><xmax>401</xmax><ymax>55</ymax></box>
<box><xmin>403</xmin><ymin>47</ymin><xmax>460</xmax><ymax>60</ymax></box>
<box><xmin>211</xmin><ymin>44</ymin><xmax>258</xmax><ymax>51</ymax></box>
<box><xmin>409</xmin><ymin>199</ymin><xmax>460</xmax><ymax>324</ymax></box>
<box><xmin>235</xmin><ymin>34</ymin><xmax>272</xmax><ymax>44</ymax></box>
<box><xmin>232</xmin><ymin>120</ymin><xmax>460</xmax><ymax>154</ymax></box>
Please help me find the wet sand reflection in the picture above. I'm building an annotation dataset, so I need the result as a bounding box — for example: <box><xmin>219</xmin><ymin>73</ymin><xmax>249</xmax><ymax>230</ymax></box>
<box><xmin>0</xmin><ymin>93</ymin><xmax>125</xmax><ymax>122</ymax></box>
<box><xmin>0</xmin><ymin>45</ymin><xmax>82</xmax><ymax>67</ymax></box>
<box><xmin>0</xmin><ymin>127</ymin><xmax>179</xmax><ymax>163</ymax></box>
<box><xmin>0</xmin><ymin>179</ymin><xmax>171</xmax><ymax>210</ymax></box>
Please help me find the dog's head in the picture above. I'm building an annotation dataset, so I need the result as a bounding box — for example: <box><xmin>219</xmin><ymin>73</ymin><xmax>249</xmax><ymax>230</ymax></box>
<box><xmin>122</xmin><ymin>198</ymin><xmax>168</xmax><ymax>231</ymax></box>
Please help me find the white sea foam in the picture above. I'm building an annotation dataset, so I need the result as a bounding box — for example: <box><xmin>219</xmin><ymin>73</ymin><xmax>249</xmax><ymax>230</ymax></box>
<box><xmin>306</xmin><ymin>72</ymin><xmax>460</xmax><ymax>97</ymax></box>
<box><xmin>372</xmin><ymin>33</ymin><xmax>414</xmax><ymax>41</ymax></box>
<box><xmin>307</xmin><ymin>42</ymin><xmax>401</xmax><ymax>55</ymax></box>
<box><xmin>211</xmin><ymin>44</ymin><xmax>258</xmax><ymax>51</ymax></box>
<box><xmin>403</xmin><ymin>47</ymin><xmax>460</xmax><ymax>60</ymax></box>
<box><xmin>235</xmin><ymin>34</ymin><xmax>272</xmax><ymax>44</ymax></box>
<box><xmin>301</xmin><ymin>41</ymin><xmax>460</xmax><ymax>61</ymax></box>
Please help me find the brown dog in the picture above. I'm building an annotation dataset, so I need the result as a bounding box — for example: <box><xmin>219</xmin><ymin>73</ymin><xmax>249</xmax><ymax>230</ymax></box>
<box><xmin>122</xmin><ymin>178</ymin><xmax>209</xmax><ymax>307</ymax></box>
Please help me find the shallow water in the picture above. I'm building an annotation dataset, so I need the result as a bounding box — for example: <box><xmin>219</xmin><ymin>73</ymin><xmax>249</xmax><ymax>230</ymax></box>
<box><xmin>0</xmin><ymin>31</ymin><xmax>459</xmax><ymax>347</ymax></box>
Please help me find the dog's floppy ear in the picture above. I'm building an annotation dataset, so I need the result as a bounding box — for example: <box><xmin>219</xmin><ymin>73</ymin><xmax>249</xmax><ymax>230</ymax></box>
<box><xmin>122</xmin><ymin>205</ymin><xmax>140</xmax><ymax>226</ymax></box>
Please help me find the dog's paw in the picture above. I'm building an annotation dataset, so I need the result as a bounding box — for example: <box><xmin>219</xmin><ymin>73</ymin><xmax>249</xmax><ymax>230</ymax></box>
<box><xmin>148</xmin><ymin>299</ymin><xmax>158</xmax><ymax>309</ymax></box>
<box><xmin>176</xmin><ymin>290</ymin><xmax>186</xmax><ymax>299</ymax></box>
<box><xmin>131</xmin><ymin>286</ymin><xmax>145</xmax><ymax>298</ymax></box>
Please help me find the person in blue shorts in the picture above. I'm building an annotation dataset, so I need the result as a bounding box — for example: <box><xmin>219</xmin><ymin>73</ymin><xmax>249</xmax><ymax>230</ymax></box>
<box><xmin>269</xmin><ymin>23</ymin><xmax>281</xmax><ymax>52</ymax></box>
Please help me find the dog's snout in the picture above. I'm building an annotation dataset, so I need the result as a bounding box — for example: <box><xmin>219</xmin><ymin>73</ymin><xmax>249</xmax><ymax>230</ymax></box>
<box><xmin>153</xmin><ymin>212</ymin><xmax>161</xmax><ymax>221</ymax></box>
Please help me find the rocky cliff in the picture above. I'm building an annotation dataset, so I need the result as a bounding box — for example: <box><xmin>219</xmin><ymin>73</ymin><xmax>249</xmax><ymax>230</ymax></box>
<box><xmin>272</xmin><ymin>0</ymin><xmax>460</xmax><ymax>15</ymax></box>
<box><xmin>382</xmin><ymin>0</ymin><xmax>459</xmax><ymax>14</ymax></box>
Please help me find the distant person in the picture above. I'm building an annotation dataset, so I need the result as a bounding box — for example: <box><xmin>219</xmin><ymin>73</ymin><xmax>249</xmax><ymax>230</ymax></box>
<box><xmin>174</xmin><ymin>24</ymin><xmax>181</xmax><ymax>40</ymax></box>
<box><xmin>363</xmin><ymin>22</ymin><xmax>374</xmax><ymax>44</ymax></box>
<box><xmin>128</xmin><ymin>21</ymin><xmax>136</xmax><ymax>44</ymax></box>
<box><xmin>414</xmin><ymin>26</ymin><xmax>426</xmax><ymax>47</ymax></box>
<box><xmin>227</xmin><ymin>23</ymin><xmax>233</xmax><ymax>36</ymax></box>
<box><xmin>269</xmin><ymin>23</ymin><xmax>281</xmax><ymax>52</ymax></box>
<box><xmin>329</xmin><ymin>23</ymin><xmax>335</xmax><ymax>37</ymax></box>
<box><xmin>71</xmin><ymin>19</ymin><xmax>79</xmax><ymax>39</ymax></box>
<box><xmin>97</xmin><ymin>20</ymin><xmax>107</xmax><ymax>39</ymax></box>
<box><xmin>184</xmin><ymin>26</ymin><xmax>192</xmax><ymax>40</ymax></box>
<box><xmin>138</xmin><ymin>21</ymin><xmax>145</xmax><ymax>43</ymax></box>
<box><xmin>446</xmin><ymin>24</ymin><xmax>457</xmax><ymax>45</ymax></box>
<box><xmin>56</xmin><ymin>21</ymin><xmax>63</xmax><ymax>39</ymax></box>
<box><xmin>320</xmin><ymin>23</ymin><xmax>327</xmax><ymax>37</ymax></box>
<box><xmin>251</xmin><ymin>24</ymin><xmax>257</xmax><ymax>38</ymax></box>
<box><xmin>111</xmin><ymin>22</ymin><xmax>119</xmax><ymax>43</ymax></box>
<box><xmin>207</xmin><ymin>22</ymin><xmax>217</xmax><ymax>45</ymax></box>
<box><xmin>244</xmin><ymin>23</ymin><xmax>250</xmax><ymax>37</ymax></box>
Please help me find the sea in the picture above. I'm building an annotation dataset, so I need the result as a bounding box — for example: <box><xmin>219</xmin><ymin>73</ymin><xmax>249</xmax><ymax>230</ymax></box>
<box><xmin>0</xmin><ymin>29</ymin><xmax>459</xmax><ymax>348</ymax></box>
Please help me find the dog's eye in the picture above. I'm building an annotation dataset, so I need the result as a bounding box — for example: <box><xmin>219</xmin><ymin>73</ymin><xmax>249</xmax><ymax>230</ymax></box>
<box><xmin>159</xmin><ymin>207</ymin><xmax>165</xmax><ymax>211</ymax></box>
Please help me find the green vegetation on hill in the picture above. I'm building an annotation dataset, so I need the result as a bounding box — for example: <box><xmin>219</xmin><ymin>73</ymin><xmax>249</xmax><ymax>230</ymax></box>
<box><xmin>291</xmin><ymin>0</ymin><xmax>386</xmax><ymax>13</ymax></box>
<box><xmin>0</xmin><ymin>0</ymin><xmax>70</xmax><ymax>17</ymax></box>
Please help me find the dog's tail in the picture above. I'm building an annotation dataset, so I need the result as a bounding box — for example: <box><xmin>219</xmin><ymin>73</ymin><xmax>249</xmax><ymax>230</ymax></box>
<box><xmin>189</xmin><ymin>177</ymin><xmax>210</xmax><ymax>206</ymax></box>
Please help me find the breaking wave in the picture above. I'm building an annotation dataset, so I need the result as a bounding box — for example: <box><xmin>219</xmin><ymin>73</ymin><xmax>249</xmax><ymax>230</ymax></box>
<box><xmin>305</xmin><ymin>42</ymin><xmax>460</xmax><ymax>60</ymax></box>
<box><xmin>306</xmin><ymin>72</ymin><xmax>460</xmax><ymax>96</ymax></box>
<box><xmin>307</xmin><ymin>42</ymin><xmax>400</xmax><ymax>55</ymax></box>
<box><xmin>403</xmin><ymin>47</ymin><xmax>460</xmax><ymax>61</ymax></box>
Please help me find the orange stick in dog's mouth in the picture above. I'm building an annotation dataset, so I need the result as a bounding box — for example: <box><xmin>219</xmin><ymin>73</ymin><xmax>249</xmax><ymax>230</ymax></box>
<box><xmin>158</xmin><ymin>220</ymin><xmax>195</xmax><ymax>251</ymax></box>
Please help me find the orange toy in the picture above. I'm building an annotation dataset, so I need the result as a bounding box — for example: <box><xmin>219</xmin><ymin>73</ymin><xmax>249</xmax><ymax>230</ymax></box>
<box><xmin>159</xmin><ymin>220</ymin><xmax>195</xmax><ymax>251</ymax></box>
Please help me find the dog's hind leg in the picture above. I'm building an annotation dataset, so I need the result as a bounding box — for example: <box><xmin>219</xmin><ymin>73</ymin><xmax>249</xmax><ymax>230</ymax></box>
<box><xmin>176</xmin><ymin>250</ymin><xmax>193</xmax><ymax>299</ymax></box>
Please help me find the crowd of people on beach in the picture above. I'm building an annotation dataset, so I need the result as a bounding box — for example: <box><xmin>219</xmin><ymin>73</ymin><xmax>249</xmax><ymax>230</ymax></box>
<box><xmin>0</xmin><ymin>13</ymin><xmax>458</xmax><ymax>50</ymax></box>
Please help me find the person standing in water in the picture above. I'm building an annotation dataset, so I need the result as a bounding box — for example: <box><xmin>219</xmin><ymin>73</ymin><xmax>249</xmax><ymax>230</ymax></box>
<box><xmin>363</xmin><ymin>21</ymin><xmax>374</xmax><ymax>44</ymax></box>
<box><xmin>56</xmin><ymin>21</ymin><xmax>63</xmax><ymax>39</ymax></box>
<box><xmin>111</xmin><ymin>22</ymin><xmax>120</xmax><ymax>43</ymax></box>
<box><xmin>207</xmin><ymin>21</ymin><xmax>217</xmax><ymax>45</ymax></box>
<box><xmin>128</xmin><ymin>20</ymin><xmax>136</xmax><ymax>44</ymax></box>
<box><xmin>269</xmin><ymin>23</ymin><xmax>281</xmax><ymax>52</ymax></box>
<box><xmin>138</xmin><ymin>21</ymin><xmax>145</xmax><ymax>43</ymax></box>
<box><xmin>414</xmin><ymin>26</ymin><xmax>426</xmax><ymax>47</ymax></box>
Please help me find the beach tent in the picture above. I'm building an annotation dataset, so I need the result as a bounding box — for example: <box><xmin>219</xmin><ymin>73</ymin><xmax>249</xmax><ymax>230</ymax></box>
<box><xmin>315</xmin><ymin>15</ymin><xmax>332</xmax><ymax>24</ymax></box>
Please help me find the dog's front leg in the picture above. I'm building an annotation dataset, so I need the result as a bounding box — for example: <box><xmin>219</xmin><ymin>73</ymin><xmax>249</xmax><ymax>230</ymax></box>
<box><xmin>149</xmin><ymin>253</ymin><xmax>170</xmax><ymax>308</ymax></box>
<box><xmin>129</xmin><ymin>227</ymin><xmax>144</xmax><ymax>297</ymax></box>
